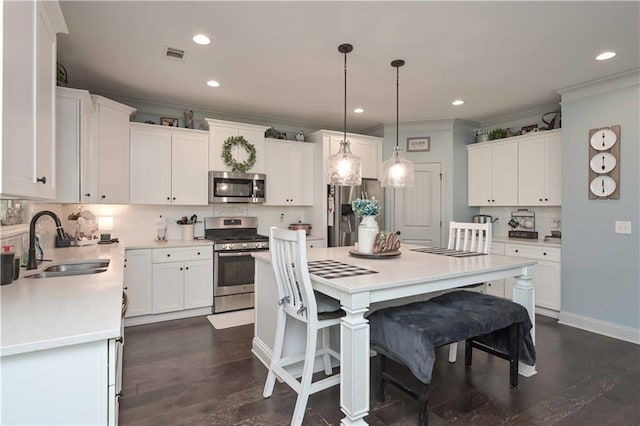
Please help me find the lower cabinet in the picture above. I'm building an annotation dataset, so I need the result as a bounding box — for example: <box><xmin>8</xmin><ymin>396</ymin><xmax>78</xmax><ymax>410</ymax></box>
<box><xmin>124</xmin><ymin>246</ymin><xmax>213</xmax><ymax>320</ymax></box>
<box><xmin>490</xmin><ymin>241</ymin><xmax>561</xmax><ymax>317</ymax></box>
<box><xmin>0</xmin><ymin>338</ymin><xmax>121</xmax><ymax>425</ymax></box>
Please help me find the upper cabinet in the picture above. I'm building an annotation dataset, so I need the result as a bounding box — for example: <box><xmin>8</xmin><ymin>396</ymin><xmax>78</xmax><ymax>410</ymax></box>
<box><xmin>263</xmin><ymin>139</ymin><xmax>314</xmax><ymax>206</ymax></box>
<box><xmin>308</xmin><ymin>130</ymin><xmax>383</xmax><ymax>180</ymax></box>
<box><xmin>468</xmin><ymin>140</ymin><xmax>518</xmax><ymax>206</ymax></box>
<box><xmin>518</xmin><ymin>131</ymin><xmax>561</xmax><ymax>206</ymax></box>
<box><xmin>1</xmin><ymin>1</ymin><xmax>67</xmax><ymax>199</ymax></box>
<box><xmin>130</xmin><ymin>123</ymin><xmax>209</xmax><ymax>205</ymax></box>
<box><xmin>90</xmin><ymin>96</ymin><xmax>136</xmax><ymax>204</ymax></box>
<box><xmin>205</xmin><ymin>118</ymin><xmax>269</xmax><ymax>174</ymax></box>
<box><xmin>467</xmin><ymin>129</ymin><xmax>562</xmax><ymax>207</ymax></box>
<box><xmin>55</xmin><ymin>90</ymin><xmax>135</xmax><ymax>204</ymax></box>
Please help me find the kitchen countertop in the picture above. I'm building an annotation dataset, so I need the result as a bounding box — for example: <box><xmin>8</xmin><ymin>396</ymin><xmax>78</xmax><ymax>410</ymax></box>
<box><xmin>0</xmin><ymin>239</ymin><xmax>216</xmax><ymax>358</ymax></box>
<box><xmin>493</xmin><ymin>235</ymin><xmax>562</xmax><ymax>248</ymax></box>
<box><xmin>0</xmin><ymin>244</ymin><xmax>125</xmax><ymax>358</ymax></box>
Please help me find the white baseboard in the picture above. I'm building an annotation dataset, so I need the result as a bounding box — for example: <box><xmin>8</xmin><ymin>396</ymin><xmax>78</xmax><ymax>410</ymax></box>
<box><xmin>536</xmin><ymin>306</ymin><xmax>559</xmax><ymax>319</ymax></box>
<box><xmin>124</xmin><ymin>306</ymin><xmax>212</xmax><ymax>327</ymax></box>
<box><xmin>558</xmin><ymin>311</ymin><xmax>640</xmax><ymax>344</ymax></box>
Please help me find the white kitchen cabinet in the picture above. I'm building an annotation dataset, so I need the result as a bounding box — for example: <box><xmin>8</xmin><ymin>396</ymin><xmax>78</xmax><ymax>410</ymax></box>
<box><xmin>55</xmin><ymin>87</ymin><xmax>94</xmax><ymax>203</ymax></box>
<box><xmin>504</xmin><ymin>242</ymin><xmax>561</xmax><ymax>317</ymax></box>
<box><xmin>89</xmin><ymin>95</ymin><xmax>136</xmax><ymax>204</ymax></box>
<box><xmin>518</xmin><ymin>130</ymin><xmax>562</xmax><ymax>206</ymax></box>
<box><xmin>151</xmin><ymin>246</ymin><xmax>213</xmax><ymax>314</ymax></box>
<box><xmin>205</xmin><ymin>118</ymin><xmax>269</xmax><ymax>174</ymax></box>
<box><xmin>0</xmin><ymin>336</ymin><xmax>120</xmax><ymax>425</ymax></box>
<box><xmin>1</xmin><ymin>1</ymin><xmax>67</xmax><ymax>199</ymax></box>
<box><xmin>467</xmin><ymin>140</ymin><xmax>518</xmax><ymax>206</ymax></box>
<box><xmin>308</xmin><ymin>130</ymin><xmax>383</xmax><ymax>180</ymax></box>
<box><xmin>130</xmin><ymin>123</ymin><xmax>209</xmax><ymax>205</ymax></box>
<box><xmin>264</xmin><ymin>139</ymin><xmax>314</xmax><ymax>205</ymax></box>
<box><xmin>123</xmin><ymin>249</ymin><xmax>152</xmax><ymax>317</ymax></box>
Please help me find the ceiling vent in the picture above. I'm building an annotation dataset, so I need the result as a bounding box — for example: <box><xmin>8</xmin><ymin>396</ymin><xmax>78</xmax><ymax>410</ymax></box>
<box><xmin>163</xmin><ymin>46</ymin><xmax>187</xmax><ymax>62</ymax></box>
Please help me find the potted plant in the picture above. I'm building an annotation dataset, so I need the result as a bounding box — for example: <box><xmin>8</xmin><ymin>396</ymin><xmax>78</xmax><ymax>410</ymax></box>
<box><xmin>489</xmin><ymin>128</ymin><xmax>507</xmax><ymax>140</ymax></box>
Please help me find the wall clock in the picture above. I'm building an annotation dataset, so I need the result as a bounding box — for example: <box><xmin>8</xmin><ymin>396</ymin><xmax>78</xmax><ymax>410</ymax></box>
<box><xmin>588</xmin><ymin>125</ymin><xmax>620</xmax><ymax>200</ymax></box>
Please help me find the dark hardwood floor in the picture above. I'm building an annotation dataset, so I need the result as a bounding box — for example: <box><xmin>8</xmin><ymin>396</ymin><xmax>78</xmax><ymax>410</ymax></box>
<box><xmin>120</xmin><ymin>315</ymin><xmax>640</xmax><ymax>425</ymax></box>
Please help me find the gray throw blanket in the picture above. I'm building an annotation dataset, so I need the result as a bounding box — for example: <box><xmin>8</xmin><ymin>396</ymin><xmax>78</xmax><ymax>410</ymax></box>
<box><xmin>368</xmin><ymin>291</ymin><xmax>536</xmax><ymax>384</ymax></box>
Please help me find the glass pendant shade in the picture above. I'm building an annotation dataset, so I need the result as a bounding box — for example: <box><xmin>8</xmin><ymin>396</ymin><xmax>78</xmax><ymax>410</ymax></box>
<box><xmin>327</xmin><ymin>43</ymin><xmax>362</xmax><ymax>186</ymax></box>
<box><xmin>381</xmin><ymin>146</ymin><xmax>414</xmax><ymax>187</ymax></box>
<box><xmin>381</xmin><ymin>58</ymin><xmax>414</xmax><ymax>188</ymax></box>
<box><xmin>327</xmin><ymin>139</ymin><xmax>362</xmax><ymax>186</ymax></box>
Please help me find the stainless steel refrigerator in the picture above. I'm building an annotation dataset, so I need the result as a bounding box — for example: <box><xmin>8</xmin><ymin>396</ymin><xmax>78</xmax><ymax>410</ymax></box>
<box><xmin>328</xmin><ymin>179</ymin><xmax>385</xmax><ymax>247</ymax></box>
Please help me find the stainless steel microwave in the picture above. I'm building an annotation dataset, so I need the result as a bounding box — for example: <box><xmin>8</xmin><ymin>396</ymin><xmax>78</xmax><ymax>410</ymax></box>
<box><xmin>208</xmin><ymin>171</ymin><xmax>266</xmax><ymax>203</ymax></box>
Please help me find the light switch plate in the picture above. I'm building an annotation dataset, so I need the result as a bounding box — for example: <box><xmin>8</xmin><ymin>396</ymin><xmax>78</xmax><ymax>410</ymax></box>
<box><xmin>615</xmin><ymin>221</ymin><xmax>632</xmax><ymax>234</ymax></box>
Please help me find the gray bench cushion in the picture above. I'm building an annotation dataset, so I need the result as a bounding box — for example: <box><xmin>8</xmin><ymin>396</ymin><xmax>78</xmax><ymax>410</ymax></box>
<box><xmin>368</xmin><ymin>291</ymin><xmax>535</xmax><ymax>384</ymax></box>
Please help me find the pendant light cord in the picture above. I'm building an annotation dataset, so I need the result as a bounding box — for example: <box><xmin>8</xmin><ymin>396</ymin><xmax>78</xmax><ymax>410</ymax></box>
<box><xmin>396</xmin><ymin>64</ymin><xmax>399</xmax><ymax>148</ymax></box>
<box><xmin>343</xmin><ymin>49</ymin><xmax>348</xmax><ymax>144</ymax></box>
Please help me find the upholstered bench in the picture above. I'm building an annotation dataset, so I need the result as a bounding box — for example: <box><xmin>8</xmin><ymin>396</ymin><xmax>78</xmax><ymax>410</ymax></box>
<box><xmin>368</xmin><ymin>291</ymin><xmax>535</xmax><ymax>425</ymax></box>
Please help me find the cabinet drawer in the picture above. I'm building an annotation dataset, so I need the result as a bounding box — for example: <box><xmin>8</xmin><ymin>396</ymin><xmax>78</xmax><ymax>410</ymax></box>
<box><xmin>486</xmin><ymin>279</ymin><xmax>505</xmax><ymax>297</ymax></box>
<box><xmin>152</xmin><ymin>246</ymin><xmax>212</xmax><ymax>263</ymax></box>
<box><xmin>490</xmin><ymin>242</ymin><xmax>505</xmax><ymax>255</ymax></box>
<box><xmin>504</xmin><ymin>244</ymin><xmax>561</xmax><ymax>262</ymax></box>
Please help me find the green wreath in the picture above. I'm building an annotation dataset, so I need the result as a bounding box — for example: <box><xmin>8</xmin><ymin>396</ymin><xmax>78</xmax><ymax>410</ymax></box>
<box><xmin>221</xmin><ymin>136</ymin><xmax>256</xmax><ymax>173</ymax></box>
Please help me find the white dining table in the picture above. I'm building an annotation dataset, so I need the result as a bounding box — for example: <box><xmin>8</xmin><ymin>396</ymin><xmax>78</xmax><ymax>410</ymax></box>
<box><xmin>304</xmin><ymin>244</ymin><xmax>538</xmax><ymax>426</ymax></box>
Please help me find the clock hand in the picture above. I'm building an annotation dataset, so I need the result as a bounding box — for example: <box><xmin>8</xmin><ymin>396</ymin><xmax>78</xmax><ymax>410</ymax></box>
<box><xmin>602</xmin><ymin>179</ymin><xmax>605</xmax><ymax>193</ymax></box>
<box><xmin>602</xmin><ymin>156</ymin><xmax>606</xmax><ymax>170</ymax></box>
<box><xmin>601</xmin><ymin>132</ymin><xmax>606</xmax><ymax>147</ymax></box>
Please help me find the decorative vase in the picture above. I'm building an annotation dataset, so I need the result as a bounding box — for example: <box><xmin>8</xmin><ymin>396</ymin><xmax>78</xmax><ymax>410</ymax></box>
<box><xmin>358</xmin><ymin>216</ymin><xmax>379</xmax><ymax>254</ymax></box>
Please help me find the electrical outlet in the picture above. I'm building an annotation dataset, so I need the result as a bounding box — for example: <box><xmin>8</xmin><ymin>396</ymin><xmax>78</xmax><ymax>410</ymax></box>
<box><xmin>615</xmin><ymin>221</ymin><xmax>632</xmax><ymax>234</ymax></box>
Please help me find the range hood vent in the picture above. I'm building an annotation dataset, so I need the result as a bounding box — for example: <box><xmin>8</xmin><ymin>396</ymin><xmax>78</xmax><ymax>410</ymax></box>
<box><xmin>163</xmin><ymin>46</ymin><xmax>187</xmax><ymax>61</ymax></box>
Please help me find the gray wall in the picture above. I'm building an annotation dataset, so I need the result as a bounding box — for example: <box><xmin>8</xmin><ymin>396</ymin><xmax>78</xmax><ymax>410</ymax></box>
<box><xmin>559</xmin><ymin>71</ymin><xmax>639</xmax><ymax>330</ymax></box>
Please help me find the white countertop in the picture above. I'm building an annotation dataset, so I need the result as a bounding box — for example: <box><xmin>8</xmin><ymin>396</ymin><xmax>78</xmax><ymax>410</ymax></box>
<box><xmin>493</xmin><ymin>235</ymin><xmax>562</xmax><ymax>248</ymax></box>
<box><xmin>0</xmin><ymin>244</ymin><xmax>125</xmax><ymax>357</ymax></box>
<box><xmin>0</xmin><ymin>239</ymin><xmax>215</xmax><ymax>358</ymax></box>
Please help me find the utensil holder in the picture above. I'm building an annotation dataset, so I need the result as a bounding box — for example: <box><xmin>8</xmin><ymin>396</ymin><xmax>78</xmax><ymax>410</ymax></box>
<box><xmin>180</xmin><ymin>224</ymin><xmax>195</xmax><ymax>241</ymax></box>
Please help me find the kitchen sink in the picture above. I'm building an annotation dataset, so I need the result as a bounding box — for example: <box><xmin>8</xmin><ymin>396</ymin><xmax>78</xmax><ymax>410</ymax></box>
<box><xmin>26</xmin><ymin>259</ymin><xmax>110</xmax><ymax>279</ymax></box>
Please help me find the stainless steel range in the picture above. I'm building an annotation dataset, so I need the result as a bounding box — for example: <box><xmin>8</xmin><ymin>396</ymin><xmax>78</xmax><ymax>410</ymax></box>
<box><xmin>204</xmin><ymin>216</ymin><xmax>268</xmax><ymax>313</ymax></box>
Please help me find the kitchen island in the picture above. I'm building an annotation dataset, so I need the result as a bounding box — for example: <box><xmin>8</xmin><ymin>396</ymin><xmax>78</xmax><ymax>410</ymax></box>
<box><xmin>253</xmin><ymin>244</ymin><xmax>537</xmax><ymax>426</ymax></box>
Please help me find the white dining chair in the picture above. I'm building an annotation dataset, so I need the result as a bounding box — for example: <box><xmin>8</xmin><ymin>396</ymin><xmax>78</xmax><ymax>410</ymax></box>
<box><xmin>446</xmin><ymin>221</ymin><xmax>492</xmax><ymax>362</ymax></box>
<box><xmin>263</xmin><ymin>227</ymin><xmax>342</xmax><ymax>426</ymax></box>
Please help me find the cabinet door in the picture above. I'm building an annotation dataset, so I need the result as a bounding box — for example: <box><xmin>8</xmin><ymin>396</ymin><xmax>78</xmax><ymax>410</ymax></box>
<box><xmin>491</xmin><ymin>142</ymin><xmax>518</xmax><ymax>205</ymax></box>
<box><xmin>152</xmin><ymin>262</ymin><xmax>184</xmax><ymax>313</ymax></box>
<box><xmin>183</xmin><ymin>259</ymin><xmax>213</xmax><ymax>309</ymax></box>
<box><xmin>533</xmin><ymin>260</ymin><xmax>561</xmax><ymax>311</ymax></box>
<box><xmin>93</xmin><ymin>98</ymin><xmax>134</xmax><ymax>203</ymax></box>
<box><xmin>467</xmin><ymin>145</ymin><xmax>493</xmax><ymax>205</ymax></box>
<box><xmin>130</xmin><ymin>127</ymin><xmax>171</xmax><ymax>204</ymax></box>
<box><xmin>34</xmin><ymin>2</ymin><xmax>57</xmax><ymax>199</ymax></box>
<box><xmin>124</xmin><ymin>249</ymin><xmax>152</xmax><ymax>317</ymax></box>
<box><xmin>171</xmin><ymin>132</ymin><xmax>209</xmax><ymax>205</ymax></box>
<box><xmin>208</xmin><ymin>126</ymin><xmax>238</xmax><ymax>172</ymax></box>
<box><xmin>546</xmin><ymin>134</ymin><xmax>562</xmax><ymax>205</ymax></box>
<box><xmin>55</xmin><ymin>95</ymin><xmax>82</xmax><ymax>203</ymax></box>
<box><xmin>288</xmin><ymin>142</ymin><xmax>314</xmax><ymax>205</ymax></box>
<box><xmin>264</xmin><ymin>140</ymin><xmax>314</xmax><ymax>205</ymax></box>
<box><xmin>518</xmin><ymin>137</ymin><xmax>546</xmax><ymax>205</ymax></box>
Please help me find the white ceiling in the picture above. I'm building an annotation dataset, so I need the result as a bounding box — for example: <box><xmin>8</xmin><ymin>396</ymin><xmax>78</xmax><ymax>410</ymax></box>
<box><xmin>58</xmin><ymin>1</ymin><xmax>639</xmax><ymax>132</ymax></box>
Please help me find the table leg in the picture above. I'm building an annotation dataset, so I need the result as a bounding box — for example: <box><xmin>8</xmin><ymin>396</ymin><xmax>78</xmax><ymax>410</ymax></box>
<box><xmin>340</xmin><ymin>305</ymin><xmax>370</xmax><ymax>425</ymax></box>
<box><xmin>513</xmin><ymin>265</ymin><xmax>537</xmax><ymax>377</ymax></box>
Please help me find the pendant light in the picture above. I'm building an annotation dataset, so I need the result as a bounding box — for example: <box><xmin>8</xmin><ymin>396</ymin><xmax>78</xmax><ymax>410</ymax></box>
<box><xmin>327</xmin><ymin>43</ymin><xmax>362</xmax><ymax>186</ymax></box>
<box><xmin>381</xmin><ymin>59</ymin><xmax>414</xmax><ymax>188</ymax></box>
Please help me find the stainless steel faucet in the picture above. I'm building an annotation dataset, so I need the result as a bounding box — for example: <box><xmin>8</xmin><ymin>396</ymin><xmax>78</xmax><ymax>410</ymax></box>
<box><xmin>27</xmin><ymin>211</ymin><xmax>71</xmax><ymax>270</ymax></box>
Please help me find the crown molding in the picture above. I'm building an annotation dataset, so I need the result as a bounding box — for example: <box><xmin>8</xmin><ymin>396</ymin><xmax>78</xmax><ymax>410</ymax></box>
<box><xmin>558</xmin><ymin>68</ymin><xmax>640</xmax><ymax>102</ymax></box>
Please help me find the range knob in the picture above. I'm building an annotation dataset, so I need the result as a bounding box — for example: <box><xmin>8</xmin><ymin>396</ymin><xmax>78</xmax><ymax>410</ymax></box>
<box><xmin>225</xmin><ymin>244</ymin><xmax>232</xmax><ymax>250</ymax></box>
<box><xmin>242</xmin><ymin>243</ymin><xmax>248</xmax><ymax>248</ymax></box>
<box><xmin>256</xmin><ymin>242</ymin><xmax>264</xmax><ymax>249</ymax></box>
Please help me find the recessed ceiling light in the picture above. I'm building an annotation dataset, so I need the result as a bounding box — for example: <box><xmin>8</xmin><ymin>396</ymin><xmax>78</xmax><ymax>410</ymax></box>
<box><xmin>596</xmin><ymin>51</ymin><xmax>616</xmax><ymax>61</ymax></box>
<box><xmin>193</xmin><ymin>34</ymin><xmax>210</xmax><ymax>45</ymax></box>
<box><xmin>452</xmin><ymin>99</ymin><xmax>464</xmax><ymax>106</ymax></box>
<box><xmin>354</xmin><ymin>108</ymin><xmax>364</xmax><ymax>113</ymax></box>
<box><xmin>206</xmin><ymin>80</ymin><xmax>220</xmax><ymax>87</ymax></box>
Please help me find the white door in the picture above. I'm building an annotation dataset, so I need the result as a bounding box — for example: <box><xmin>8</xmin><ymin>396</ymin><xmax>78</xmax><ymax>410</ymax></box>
<box><xmin>171</xmin><ymin>133</ymin><xmax>209</xmax><ymax>205</ymax></box>
<box><xmin>130</xmin><ymin>127</ymin><xmax>172</xmax><ymax>204</ymax></box>
<box><xmin>394</xmin><ymin>162</ymin><xmax>442</xmax><ymax>247</ymax></box>
<box><xmin>183</xmin><ymin>259</ymin><xmax>213</xmax><ymax>309</ymax></box>
<box><xmin>152</xmin><ymin>262</ymin><xmax>184</xmax><ymax>313</ymax></box>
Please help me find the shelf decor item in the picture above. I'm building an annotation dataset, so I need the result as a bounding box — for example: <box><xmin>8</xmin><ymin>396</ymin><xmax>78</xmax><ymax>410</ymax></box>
<box><xmin>382</xmin><ymin>59</ymin><xmax>414</xmax><ymax>187</ymax></box>
<box><xmin>221</xmin><ymin>135</ymin><xmax>256</xmax><ymax>172</ymax></box>
<box><xmin>352</xmin><ymin>197</ymin><xmax>381</xmax><ymax>254</ymax></box>
<box><xmin>327</xmin><ymin>43</ymin><xmax>362</xmax><ymax>186</ymax></box>
<box><xmin>160</xmin><ymin>116</ymin><xmax>179</xmax><ymax>127</ymax></box>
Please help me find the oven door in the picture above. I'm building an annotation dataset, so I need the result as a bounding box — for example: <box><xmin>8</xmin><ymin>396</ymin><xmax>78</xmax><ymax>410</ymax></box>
<box><xmin>214</xmin><ymin>251</ymin><xmax>256</xmax><ymax>296</ymax></box>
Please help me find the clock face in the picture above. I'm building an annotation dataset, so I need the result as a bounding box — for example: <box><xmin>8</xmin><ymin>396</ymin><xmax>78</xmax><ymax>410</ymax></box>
<box><xmin>590</xmin><ymin>175</ymin><xmax>617</xmax><ymax>197</ymax></box>
<box><xmin>590</xmin><ymin>128</ymin><xmax>617</xmax><ymax>151</ymax></box>
<box><xmin>589</xmin><ymin>152</ymin><xmax>617</xmax><ymax>174</ymax></box>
